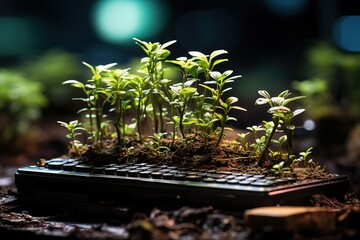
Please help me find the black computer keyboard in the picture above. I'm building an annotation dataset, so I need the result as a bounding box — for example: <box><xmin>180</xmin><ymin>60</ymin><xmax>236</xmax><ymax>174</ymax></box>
<box><xmin>15</xmin><ymin>158</ymin><xmax>350</xmax><ymax>212</ymax></box>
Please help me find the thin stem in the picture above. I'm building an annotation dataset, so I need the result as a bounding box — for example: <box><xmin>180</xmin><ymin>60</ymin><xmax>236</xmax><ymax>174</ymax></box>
<box><xmin>259</xmin><ymin>117</ymin><xmax>279</xmax><ymax>166</ymax></box>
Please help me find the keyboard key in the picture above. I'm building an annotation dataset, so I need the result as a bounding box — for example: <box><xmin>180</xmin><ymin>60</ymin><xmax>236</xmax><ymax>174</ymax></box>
<box><xmin>104</xmin><ymin>167</ymin><xmax>117</xmax><ymax>175</ymax></box>
<box><xmin>235</xmin><ymin>176</ymin><xmax>247</xmax><ymax>181</ymax></box>
<box><xmin>151</xmin><ymin>172</ymin><xmax>162</xmax><ymax>179</ymax></box>
<box><xmin>63</xmin><ymin>163</ymin><xmax>77</xmax><ymax>171</ymax></box>
<box><xmin>246</xmin><ymin>177</ymin><xmax>259</xmax><ymax>182</ymax></box>
<box><xmin>116</xmin><ymin>169</ymin><xmax>129</xmax><ymax>176</ymax></box>
<box><xmin>227</xmin><ymin>179</ymin><xmax>239</xmax><ymax>184</ymax></box>
<box><xmin>92</xmin><ymin>167</ymin><xmax>104</xmax><ymax>174</ymax></box>
<box><xmin>253</xmin><ymin>174</ymin><xmax>265</xmax><ymax>179</ymax></box>
<box><xmin>203</xmin><ymin>178</ymin><xmax>216</xmax><ymax>183</ymax></box>
<box><xmin>48</xmin><ymin>162</ymin><xmax>64</xmax><ymax>170</ymax></box>
<box><xmin>239</xmin><ymin>180</ymin><xmax>251</xmax><ymax>185</ymax></box>
<box><xmin>174</xmin><ymin>174</ymin><xmax>185</xmax><ymax>181</ymax></box>
<box><xmin>225</xmin><ymin>175</ymin><xmax>236</xmax><ymax>179</ymax></box>
<box><xmin>128</xmin><ymin>170</ymin><xmax>140</xmax><ymax>177</ymax></box>
<box><xmin>215</xmin><ymin>179</ymin><xmax>227</xmax><ymax>184</ymax></box>
<box><xmin>251</xmin><ymin>181</ymin><xmax>274</xmax><ymax>187</ymax></box>
<box><xmin>163</xmin><ymin>173</ymin><xmax>174</xmax><ymax>180</ymax></box>
<box><xmin>139</xmin><ymin>171</ymin><xmax>151</xmax><ymax>178</ymax></box>
<box><xmin>186</xmin><ymin>175</ymin><xmax>202</xmax><ymax>181</ymax></box>
<box><xmin>75</xmin><ymin>165</ymin><xmax>92</xmax><ymax>173</ymax></box>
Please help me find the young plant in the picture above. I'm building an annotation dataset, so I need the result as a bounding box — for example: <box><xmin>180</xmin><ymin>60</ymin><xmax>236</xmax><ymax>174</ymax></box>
<box><xmin>57</xmin><ymin>120</ymin><xmax>85</xmax><ymax>155</ymax></box>
<box><xmin>200</xmin><ymin>70</ymin><xmax>245</xmax><ymax>144</ymax></box>
<box><xmin>188</xmin><ymin>50</ymin><xmax>229</xmax><ymax>128</ymax></box>
<box><xmin>166</xmin><ymin>56</ymin><xmax>199</xmax><ymax>142</ymax></box>
<box><xmin>293</xmin><ymin>146</ymin><xmax>313</xmax><ymax>167</ymax></box>
<box><xmin>102</xmin><ymin>68</ymin><xmax>134</xmax><ymax>151</ymax></box>
<box><xmin>271</xmin><ymin>135</ymin><xmax>287</xmax><ymax>158</ymax></box>
<box><xmin>271</xmin><ymin>161</ymin><xmax>291</xmax><ymax>177</ymax></box>
<box><xmin>129</xmin><ymin>74</ymin><xmax>150</xmax><ymax>143</ymax></box>
<box><xmin>169</xmin><ymin>80</ymin><xmax>198</xmax><ymax>138</ymax></box>
<box><xmin>255</xmin><ymin>90</ymin><xmax>305</xmax><ymax>166</ymax></box>
<box><xmin>134</xmin><ymin>38</ymin><xmax>176</xmax><ymax>134</ymax></box>
<box><xmin>237</xmin><ymin>132</ymin><xmax>250</xmax><ymax>152</ymax></box>
<box><xmin>147</xmin><ymin>132</ymin><xmax>170</xmax><ymax>152</ymax></box>
<box><xmin>63</xmin><ymin>62</ymin><xmax>116</xmax><ymax>148</ymax></box>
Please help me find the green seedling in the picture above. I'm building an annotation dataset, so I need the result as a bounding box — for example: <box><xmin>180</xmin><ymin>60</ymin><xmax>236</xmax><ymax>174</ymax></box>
<box><xmin>102</xmin><ymin>68</ymin><xmax>133</xmax><ymax>151</ymax></box>
<box><xmin>134</xmin><ymin>38</ymin><xmax>176</xmax><ymax>134</ymax></box>
<box><xmin>147</xmin><ymin>132</ymin><xmax>170</xmax><ymax>152</ymax></box>
<box><xmin>237</xmin><ymin>132</ymin><xmax>250</xmax><ymax>152</ymax></box>
<box><xmin>255</xmin><ymin>90</ymin><xmax>305</xmax><ymax>166</ymax></box>
<box><xmin>57</xmin><ymin>120</ymin><xmax>85</xmax><ymax>155</ymax></box>
<box><xmin>294</xmin><ymin>146</ymin><xmax>313</xmax><ymax>167</ymax></box>
<box><xmin>271</xmin><ymin>161</ymin><xmax>291</xmax><ymax>177</ymax></box>
<box><xmin>63</xmin><ymin>62</ymin><xmax>116</xmax><ymax>148</ymax></box>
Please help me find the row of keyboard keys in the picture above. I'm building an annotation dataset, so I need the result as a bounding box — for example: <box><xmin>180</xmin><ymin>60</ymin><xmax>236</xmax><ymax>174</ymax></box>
<box><xmin>43</xmin><ymin>159</ymin><xmax>296</xmax><ymax>187</ymax></box>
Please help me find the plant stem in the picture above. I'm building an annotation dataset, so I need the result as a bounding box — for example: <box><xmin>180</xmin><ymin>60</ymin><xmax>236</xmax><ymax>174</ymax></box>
<box><xmin>259</xmin><ymin>117</ymin><xmax>279</xmax><ymax>166</ymax></box>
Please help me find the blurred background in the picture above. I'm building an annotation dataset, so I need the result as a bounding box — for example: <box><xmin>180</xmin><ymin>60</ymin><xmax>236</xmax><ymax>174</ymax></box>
<box><xmin>1</xmin><ymin>0</ymin><xmax>360</xmax><ymax>190</ymax></box>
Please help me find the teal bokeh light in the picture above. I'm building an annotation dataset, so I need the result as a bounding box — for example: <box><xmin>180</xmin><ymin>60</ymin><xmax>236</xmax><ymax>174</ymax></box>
<box><xmin>0</xmin><ymin>17</ymin><xmax>44</xmax><ymax>57</ymax></box>
<box><xmin>265</xmin><ymin>0</ymin><xmax>309</xmax><ymax>16</ymax></box>
<box><xmin>91</xmin><ymin>0</ymin><xmax>167</xmax><ymax>44</ymax></box>
<box><xmin>333</xmin><ymin>16</ymin><xmax>360</xmax><ymax>52</ymax></box>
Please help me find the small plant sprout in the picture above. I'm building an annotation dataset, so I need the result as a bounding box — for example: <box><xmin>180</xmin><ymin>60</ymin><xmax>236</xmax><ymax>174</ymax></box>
<box><xmin>102</xmin><ymin>68</ymin><xmax>133</xmax><ymax>151</ymax></box>
<box><xmin>57</xmin><ymin>120</ymin><xmax>85</xmax><ymax>155</ymax></box>
<box><xmin>148</xmin><ymin>132</ymin><xmax>170</xmax><ymax>152</ymax></box>
<box><xmin>188</xmin><ymin>50</ymin><xmax>228</xmax><ymax>82</ymax></box>
<box><xmin>270</xmin><ymin>135</ymin><xmax>287</xmax><ymax>159</ymax></box>
<box><xmin>271</xmin><ymin>161</ymin><xmax>291</xmax><ymax>177</ymax></box>
<box><xmin>246</xmin><ymin>125</ymin><xmax>265</xmax><ymax>156</ymax></box>
<box><xmin>237</xmin><ymin>132</ymin><xmax>250</xmax><ymax>152</ymax></box>
<box><xmin>255</xmin><ymin>90</ymin><xmax>305</xmax><ymax>167</ymax></box>
<box><xmin>63</xmin><ymin>62</ymin><xmax>116</xmax><ymax>148</ymax></box>
<box><xmin>294</xmin><ymin>146</ymin><xmax>313</xmax><ymax>167</ymax></box>
<box><xmin>169</xmin><ymin>80</ymin><xmax>198</xmax><ymax>138</ymax></box>
<box><xmin>188</xmin><ymin>50</ymin><xmax>229</xmax><ymax>129</ymax></box>
<box><xmin>215</xmin><ymin>96</ymin><xmax>246</xmax><ymax>147</ymax></box>
<box><xmin>134</xmin><ymin>38</ymin><xmax>177</xmax><ymax>134</ymax></box>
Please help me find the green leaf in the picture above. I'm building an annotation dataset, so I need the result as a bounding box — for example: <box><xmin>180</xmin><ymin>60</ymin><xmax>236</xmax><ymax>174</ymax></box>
<box><xmin>82</xmin><ymin>62</ymin><xmax>96</xmax><ymax>75</ymax></box>
<box><xmin>258</xmin><ymin>90</ymin><xmax>271</xmax><ymax>99</ymax></box>
<box><xmin>62</xmin><ymin>80</ymin><xmax>85</xmax><ymax>89</ymax></box>
<box><xmin>209</xmin><ymin>49</ymin><xmax>228</xmax><ymax>60</ymax></box>
<box><xmin>278</xmin><ymin>90</ymin><xmax>290</xmax><ymax>98</ymax></box>
<box><xmin>212</xmin><ymin>59</ymin><xmax>228</xmax><ymax>68</ymax></box>
<box><xmin>293</xmin><ymin>108</ymin><xmax>305</xmax><ymax>116</ymax></box>
<box><xmin>209</xmin><ymin>71</ymin><xmax>221</xmax><ymax>80</ymax></box>
<box><xmin>226</xmin><ymin>116</ymin><xmax>237</xmax><ymax>122</ymax></box>
<box><xmin>282</xmin><ymin>96</ymin><xmax>306</xmax><ymax>106</ymax></box>
<box><xmin>226</xmin><ymin>96</ymin><xmax>238</xmax><ymax>105</ymax></box>
<box><xmin>255</xmin><ymin>98</ymin><xmax>270</xmax><ymax>105</ymax></box>
<box><xmin>161</xmin><ymin>40</ymin><xmax>177</xmax><ymax>49</ymax></box>
<box><xmin>268</xmin><ymin>106</ymin><xmax>291</xmax><ymax>114</ymax></box>
<box><xmin>230</xmin><ymin>106</ymin><xmax>247</xmax><ymax>111</ymax></box>
<box><xmin>179</xmin><ymin>87</ymin><xmax>197</xmax><ymax>96</ymax></box>
<box><xmin>188</xmin><ymin>51</ymin><xmax>207</xmax><ymax>59</ymax></box>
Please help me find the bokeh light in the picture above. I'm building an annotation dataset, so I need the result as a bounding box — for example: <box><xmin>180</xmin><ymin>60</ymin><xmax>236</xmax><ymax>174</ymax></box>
<box><xmin>0</xmin><ymin>17</ymin><xmax>45</xmax><ymax>57</ymax></box>
<box><xmin>304</xmin><ymin>119</ymin><xmax>316</xmax><ymax>131</ymax></box>
<box><xmin>265</xmin><ymin>0</ymin><xmax>309</xmax><ymax>16</ymax></box>
<box><xmin>91</xmin><ymin>0</ymin><xmax>168</xmax><ymax>44</ymax></box>
<box><xmin>333</xmin><ymin>16</ymin><xmax>360</xmax><ymax>52</ymax></box>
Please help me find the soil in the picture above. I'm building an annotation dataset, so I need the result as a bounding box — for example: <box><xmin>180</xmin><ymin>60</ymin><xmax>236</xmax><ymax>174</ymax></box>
<box><xmin>74</xmin><ymin>134</ymin><xmax>334</xmax><ymax>182</ymax></box>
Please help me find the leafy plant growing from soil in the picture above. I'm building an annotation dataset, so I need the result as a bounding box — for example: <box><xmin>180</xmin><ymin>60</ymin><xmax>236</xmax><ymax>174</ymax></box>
<box><xmin>57</xmin><ymin>38</ymin><xmax>332</xmax><ymax>180</ymax></box>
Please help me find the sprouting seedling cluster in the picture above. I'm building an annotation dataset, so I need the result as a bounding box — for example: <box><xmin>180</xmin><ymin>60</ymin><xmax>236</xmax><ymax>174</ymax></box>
<box><xmin>58</xmin><ymin>38</ymin><xmax>310</xmax><ymax>175</ymax></box>
<box><xmin>58</xmin><ymin>38</ymin><xmax>246</xmax><ymax>155</ymax></box>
